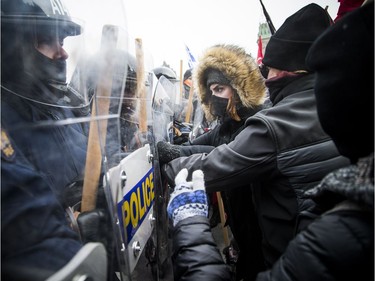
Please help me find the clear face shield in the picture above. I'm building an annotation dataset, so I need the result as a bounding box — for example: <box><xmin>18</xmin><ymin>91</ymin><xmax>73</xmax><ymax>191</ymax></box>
<box><xmin>152</xmin><ymin>75</ymin><xmax>178</xmax><ymax>143</ymax></box>
<box><xmin>189</xmin><ymin>97</ymin><xmax>212</xmax><ymax>141</ymax></box>
<box><xmin>103</xmin><ymin>40</ymin><xmax>156</xmax><ymax>278</ymax></box>
<box><xmin>171</xmin><ymin>78</ymin><xmax>201</xmax><ymax>144</ymax></box>
<box><xmin>147</xmin><ymin>74</ymin><xmax>179</xmax><ymax>275</ymax></box>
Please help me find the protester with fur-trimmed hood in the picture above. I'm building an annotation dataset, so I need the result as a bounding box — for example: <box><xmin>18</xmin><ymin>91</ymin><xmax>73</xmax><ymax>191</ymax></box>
<box><xmin>195</xmin><ymin>44</ymin><xmax>266</xmax><ymax>124</ymax></box>
<box><xmin>158</xmin><ymin>44</ymin><xmax>266</xmax><ymax>158</ymax></box>
<box><xmin>157</xmin><ymin>44</ymin><xmax>267</xmax><ymax>280</ymax></box>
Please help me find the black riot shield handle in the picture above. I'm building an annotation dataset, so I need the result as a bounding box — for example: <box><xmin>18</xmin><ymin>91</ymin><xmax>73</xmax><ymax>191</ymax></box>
<box><xmin>81</xmin><ymin>25</ymin><xmax>119</xmax><ymax>212</ymax></box>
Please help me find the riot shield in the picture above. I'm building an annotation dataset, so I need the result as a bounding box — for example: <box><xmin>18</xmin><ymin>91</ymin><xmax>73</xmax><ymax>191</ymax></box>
<box><xmin>68</xmin><ymin>2</ymin><xmax>160</xmax><ymax>280</ymax></box>
<box><xmin>188</xmin><ymin>98</ymin><xmax>218</xmax><ymax>141</ymax></box>
<box><xmin>66</xmin><ymin>2</ymin><xmax>143</xmax><ymax>280</ymax></box>
<box><xmin>104</xmin><ymin>61</ymin><xmax>155</xmax><ymax>280</ymax></box>
<box><xmin>153</xmin><ymin>75</ymin><xmax>178</xmax><ymax>143</ymax></box>
<box><xmin>172</xmin><ymin>84</ymin><xmax>196</xmax><ymax>144</ymax></box>
<box><xmin>142</xmin><ymin>75</ymin><xmax>178</xmax><ymax>279</ymax></box>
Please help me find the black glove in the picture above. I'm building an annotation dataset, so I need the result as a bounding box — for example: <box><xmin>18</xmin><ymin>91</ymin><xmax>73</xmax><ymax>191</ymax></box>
<box><xmin>157</xmin><ymin>141</ymin><xmax>181</xmax><ymax>165</ymax></box>
<box><xmin>77</xmin><ymin>209</ymin><xmax>109</xmax><ymax>245</ymax></box>
<box><xmin>77</xmin><ymin>209</ymin><xmax>120</xmax><ymax>278</ymax></box>
<box><xmin>63</xmin><ymin>178</ymin><xmax>107</xmax><ymax>211</ymax></box>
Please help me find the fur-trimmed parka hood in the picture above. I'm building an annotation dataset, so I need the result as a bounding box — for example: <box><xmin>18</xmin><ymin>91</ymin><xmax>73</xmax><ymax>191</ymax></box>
<box><xmin>193</xmin><ymin>44</ymin><xmax>266</xmax><ymax>120</ymax></box>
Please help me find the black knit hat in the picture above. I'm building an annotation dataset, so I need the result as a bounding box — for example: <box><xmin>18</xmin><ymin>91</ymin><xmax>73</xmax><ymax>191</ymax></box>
<box><xmin>306</xmin><ymin>1</ymin><xmax>374</xmax><ymax>163</ymax></box>
<box><xmin>263</xmin><ymin>3</ymin><xmax>332</xmax><ymax>71</ymax></box>
<box><xmin>205</xmin><ymin>68</ymin><xmax>231</xmax><ymax>88</ymax></box>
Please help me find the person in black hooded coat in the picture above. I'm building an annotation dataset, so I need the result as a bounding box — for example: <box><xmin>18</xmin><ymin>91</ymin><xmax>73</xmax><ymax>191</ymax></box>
<box><xmin>158</xmin><ymin>44</ymin><xmax>267</xmax><ymax>280</ymax></box>
<box><xmin>257</xmin><ymin>2</ymin><xmax>374</xmax><ymax>279</ymax></box>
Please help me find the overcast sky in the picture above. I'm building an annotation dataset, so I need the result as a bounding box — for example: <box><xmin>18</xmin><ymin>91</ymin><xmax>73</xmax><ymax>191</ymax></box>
<box><xmin>124</xmin><ymin>0</ymin><xmax>340</xmax><ymax>77</ymax></box>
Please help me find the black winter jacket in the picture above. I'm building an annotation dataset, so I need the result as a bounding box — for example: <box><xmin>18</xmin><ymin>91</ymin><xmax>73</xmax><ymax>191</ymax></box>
<box><xmin>179</xmin><ymin>108</ymin><xmax>266</xmax><ymax>280</ymax></box>
<box><xmin>182</xmin><ymin>107</ymin><xmax>260</xmax><ymax>156</ymax></box>
<box><xmin>256</xmin><ymin>154</ymin><xmax>374</xmax><ymax>281</ymax></box>
<box><xmin>179</xmin><ymin>106</ymin><xmax>262</xmax><ymax>156</ymax></box>
<box><xmin>163</xmin><ymin>74</ymin><xmax>350</xmax><ymax>266</ymax></box>
<box><xmin>171</xmin><ymin>216</ymin><xmax>232</xmax><ymax>281</ymax></box>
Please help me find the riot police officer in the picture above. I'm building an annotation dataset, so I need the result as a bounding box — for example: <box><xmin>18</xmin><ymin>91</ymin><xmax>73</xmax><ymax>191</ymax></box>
<box><xmin>1</xmin><ymin>0</ymin><xmax>114</xmax><ymax>279</ymax></box>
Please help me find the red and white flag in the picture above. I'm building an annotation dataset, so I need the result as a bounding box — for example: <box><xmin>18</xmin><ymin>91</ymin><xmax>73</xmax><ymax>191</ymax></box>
<box><xmin>257</xmin><ymin>35</ymin><xmax>263</xmax><ymax>66</ymax></box>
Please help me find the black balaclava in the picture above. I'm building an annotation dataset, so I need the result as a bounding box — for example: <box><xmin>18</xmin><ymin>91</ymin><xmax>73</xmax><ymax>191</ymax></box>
<box><xmin>2</xmin><ymin>23</ymin><xmax>68</xmax><ymax>101</ymax></box>
<box><xmin>26</xmin><ymin>45</ymin><xmax>67</xmax><ymax>90</ymax></box>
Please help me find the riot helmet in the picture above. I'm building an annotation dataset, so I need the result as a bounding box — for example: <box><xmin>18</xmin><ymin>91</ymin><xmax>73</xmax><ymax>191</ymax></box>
<box><xmin>1</xmin><ymin>0</ymin><xmax>82</xmax><ymax>96</ymax></box>
<box><xmin>152</xmin><ymin>66</ymin><xmax>177</xmax><ymax>81</ymax></box>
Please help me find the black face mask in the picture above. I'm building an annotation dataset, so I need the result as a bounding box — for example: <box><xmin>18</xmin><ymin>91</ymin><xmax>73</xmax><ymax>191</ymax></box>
<box><xmin>210</xmin><ymin>95</ymin><xmax>229</xmax><ymax>118</ymax></box>
<box><xmin>2</xmin><ymin>30</ymin><xmax>67</xmax><ymax>88</ymax></box>
<box><xmin>27</xmin><ymin>48</ymin><xmax>67</xmax><ymax>86</ymax></box>
<box><xmin>265</xmin><ymin>72</ymin><xmax>303</xmax><ymax>104</ymax></box>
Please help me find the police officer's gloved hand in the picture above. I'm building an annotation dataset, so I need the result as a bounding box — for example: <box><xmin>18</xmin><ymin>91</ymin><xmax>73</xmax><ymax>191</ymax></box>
<box><xmin>63</xmin><ymin>179</ymin><xmax>120</xmax><ymax>277</ymax></box>
<box><xmin>63</xmin><ymin>179</ymin><xmax>114</xmax><ymax>262</ymax></box>
<box><xmin>77</xmin><ymin>209</ymin><xmax>109</xmax><ymax>245</ymax></box>
<box><xmin>63</xmin><ymin>177</ymin><xmax>107</xmax><ymax>211</ymax></box>
<box><xmin>77</xmin><ymin>209</ymin><xmax>120</xmax><ymax>278</ymax></box>
<box><xmin>157</xmin><ymin>141</ymin><xmax>181</xmax><ymax>165</ymax></box>
<box><xmin>167</xmin><ymin>168</ymin><xmax>208</xmax><ymax>227</ymax></box>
